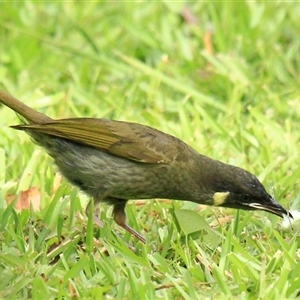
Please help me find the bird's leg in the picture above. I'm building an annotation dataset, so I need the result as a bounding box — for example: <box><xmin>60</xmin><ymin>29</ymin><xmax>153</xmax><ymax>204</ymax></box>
<box><xmin>86</xmin><ymin>198</ymin><xmax>138</xmax><ymax>251</ymax></box>
<box><xmin>113</xmin><ymin>202</ymin><xmax>146</xmax><ymax>244</ymax></box>
<box><xmin>86</xmin><ymin>198</ymin><xmax>104</xmax><ymax>228</ymax></box>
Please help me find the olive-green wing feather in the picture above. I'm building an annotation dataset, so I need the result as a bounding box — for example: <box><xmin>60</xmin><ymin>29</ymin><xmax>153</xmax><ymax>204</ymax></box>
<box><xmin>12</xmin><ymin>118</ymin><xmax>183</xmax><ymax>164</ymax></box>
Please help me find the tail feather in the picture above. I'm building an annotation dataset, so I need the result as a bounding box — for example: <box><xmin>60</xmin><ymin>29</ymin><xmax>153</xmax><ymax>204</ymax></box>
<box><xmin>0</xmin><ymin>90</ymin><xmax>52</xmax><ymax>124</ymax></box>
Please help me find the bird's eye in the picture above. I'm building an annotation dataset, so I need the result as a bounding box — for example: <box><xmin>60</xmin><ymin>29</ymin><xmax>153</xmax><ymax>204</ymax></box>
<box><xmin>242</xmin><ymin>194</ymin><xmax>251</xmax><ymax>203</ymax></box>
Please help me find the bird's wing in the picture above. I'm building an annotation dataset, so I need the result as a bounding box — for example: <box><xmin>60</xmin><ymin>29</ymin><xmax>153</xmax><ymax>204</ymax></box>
<box><xmin>12</xmin><ymin>118</ymin><xmax>185</xmax><ymax>164</ymax></box>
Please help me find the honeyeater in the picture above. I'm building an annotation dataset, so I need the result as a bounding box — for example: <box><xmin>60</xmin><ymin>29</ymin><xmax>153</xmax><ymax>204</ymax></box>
<box><xmin>0</xmin><ymin>91</ymin><xmax>290</xmax><ymax>243</ymax></box>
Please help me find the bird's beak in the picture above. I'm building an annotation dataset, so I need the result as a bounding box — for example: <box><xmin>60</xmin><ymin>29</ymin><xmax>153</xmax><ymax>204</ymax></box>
<box><xmin>247</xmin><ymin>199</ymin><xmax>292</xmax><ymax>219</ymax></box>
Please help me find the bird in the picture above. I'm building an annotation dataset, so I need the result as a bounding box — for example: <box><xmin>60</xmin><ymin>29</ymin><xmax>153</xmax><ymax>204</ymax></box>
<box><xmin>0</xmin><ymin>90</ymin><xmax>291</xmax><ymax>243</ymax></box>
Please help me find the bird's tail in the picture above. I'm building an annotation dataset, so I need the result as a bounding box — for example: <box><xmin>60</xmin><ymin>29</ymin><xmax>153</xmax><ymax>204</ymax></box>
<box><xmin>0</xmin><ymin>90</ymin><xmax>52</xmax><ymax>124</ymax></box>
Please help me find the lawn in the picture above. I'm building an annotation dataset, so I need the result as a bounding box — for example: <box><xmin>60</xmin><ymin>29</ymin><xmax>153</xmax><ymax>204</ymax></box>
<box><xmin>0</xmin><ymin>2</ymin><xmax>300</xmax><ymax>299</ymax></box>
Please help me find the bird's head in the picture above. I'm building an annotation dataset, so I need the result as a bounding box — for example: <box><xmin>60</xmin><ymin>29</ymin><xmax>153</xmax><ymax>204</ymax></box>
<box><xmin>207</xmin><ymin>161</ymin><xmax>290</xmax><ymax>218</ymax></box>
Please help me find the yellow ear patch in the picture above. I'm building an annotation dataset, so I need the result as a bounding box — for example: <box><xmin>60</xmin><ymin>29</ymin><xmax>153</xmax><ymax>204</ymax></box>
<box><xmin>213</xmin><ymin>192</ymin><xmax>230</xmax><ymax>206</ymax></box>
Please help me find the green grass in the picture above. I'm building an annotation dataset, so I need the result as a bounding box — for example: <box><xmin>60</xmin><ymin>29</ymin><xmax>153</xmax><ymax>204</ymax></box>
<box><xmin>0</xmin><ymin>1</ymin><xmax>300</xmax><ymax>299</ymax></box>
